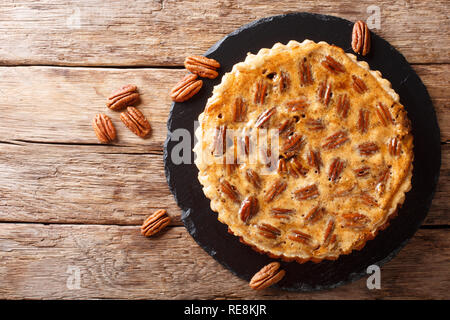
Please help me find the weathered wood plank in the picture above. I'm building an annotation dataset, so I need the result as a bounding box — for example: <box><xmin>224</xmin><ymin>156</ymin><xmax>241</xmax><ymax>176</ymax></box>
<box><xmin>0</xmin><ymin>223</ymin><xmax>447</xmax><ymax>299</ymax></box>
<box><xmin>412</xmin><ymin>64</ymin><xmax>450</xmax><ymax>142</ymax></box>
<box><xmin>0</xmin><ymin>143</ymin><xmax>182</xmax><ymax>226</ymax></box>
<box><xmin>0</xmin><ymin>0</ymin><xmax>448</xmax><ymax>66</ymax></box>
<box><xmin>0</xmin><ymin>66</ymin><xmax>179</xmax><ymax>149</ymax></box>
<box><xmin>0</xmin><ymin>65</ymin><xmax>448</xmax><ymax>147</ymax></box>
<box><xmin>0</xmin><ymin>142</ymin><xmax>447</xmax><ymax>225</ymax></box>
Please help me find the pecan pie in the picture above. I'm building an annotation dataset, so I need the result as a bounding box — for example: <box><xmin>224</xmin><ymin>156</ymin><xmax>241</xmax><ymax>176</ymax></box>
<box><xmin>193</xmin><ymin>40</ymin><xmax>413</xmax><ymax>263</ymax></box>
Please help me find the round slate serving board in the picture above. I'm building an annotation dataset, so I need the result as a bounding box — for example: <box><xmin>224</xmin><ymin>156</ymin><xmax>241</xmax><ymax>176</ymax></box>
<box><xmin>163</xmin><ymin>12</ymin><xmax>441</xmax><ymax>291</ymax></box>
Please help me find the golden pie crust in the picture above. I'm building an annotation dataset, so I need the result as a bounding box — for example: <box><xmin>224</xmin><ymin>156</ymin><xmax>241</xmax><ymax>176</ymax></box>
<box><xmin>193</xmin><ymin>40</ymin><xmax>413</xmax><ymax>263</ymax></box>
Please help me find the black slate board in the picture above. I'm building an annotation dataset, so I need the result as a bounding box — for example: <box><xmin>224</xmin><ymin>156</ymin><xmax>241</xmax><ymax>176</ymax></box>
<box><xmin>163</xmin><ymin>13</ymin><xmax>441</xmax><ymax>291</ymax></box>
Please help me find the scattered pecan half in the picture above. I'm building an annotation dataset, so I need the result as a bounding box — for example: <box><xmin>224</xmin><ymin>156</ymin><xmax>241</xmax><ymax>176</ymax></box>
<box><xmin>277</xmin><ymin>158</ymin><xmax>287</xmax><ymax>175</ymax></box>
<box><xmin>170</xmin><ymin>74</ymin><xmax>203</xmax><ymax>102</ymax></box>
<box><xmin>342</xmin><ymin>212</ymin><xmax>371</xmax><ymax>228</ymax></box>
<box><xmin>257</xmin><ymin>223</ymin><xmax>281</xmax><ymax>239</ymax></box>
<box><xmin>334</xmin><ymin>185</ymin><xmax>355</xmax><ymax>198</ymax></box>
<box><xmin>278</xmin><ymin>118</ymin><xmax>296</xmax><ymax>138</ymax></box>
<box><xmin>279</xmin><ymin>71</ymin><xmax>290</xmax><ymax>93</ymax></box>
<box><xmin>328</xmin><ymin>158</ymin><xmax>345</xmax><ymax>182</ymax></box>
<box><xmin>352</xmin><ymin>20</ymin><xmax>371</xmax><ymax>56</ymax></box>
<box><xmin>239</xmin><ymin>196</ymin><xmax>259</xmax><ymax>224</ymax></box>
<box><xmin>304</xmin><ymin>205</ymin><xmax>325</xmax><ymax>223</ymax></box>
<box><xmin>354</xmin><ymin>166</ymin><xmax>370</xmax><ymax>177</ymax></box>
<box><xmin>224</xmin><ymin>144</ymin><xmax>239</xmax><ymax>175</ymax></box>
<box><xmin>264</xmin><ymin>179</ymin><xmax>287</xmax><ymax>202</ymax></box>
<box><xmin>307</xmin><ymin>148</ymin><xmax>323</xmax><ymax>173</ymax></box>
<box><xmin>141</xmin><ymin>209</ymin><xmax>171</xmax><ymax>237</ymax></box>
<box><xmin>260</xmin><ymin>147</ymin><xmax>275</xmax><ymax>168</ymax></box>
<box><xmin>92</xmin><ymin>113</ymin><xmax>116</xmax><ymax>143</ymax></box>
<box><xmin>358</xmin><ymin>142</ymin><xmax>379</xmax><ymax>156</ymax></box>
<box><xmin>225</xmin><ymin>163</ymin><xmax>238</xmax><ymax>176</ymax></box>
<box><xmin>287</xmin><ymin>98</ymin><xmax>308</xmax><ymax>112</ymax></box>
<box><xmin>184</xmin><ymin>55</ymin><xmax>220</xmax><ymax>79</ymax></box>
<box><xmin>212</xmin><ymin>125</ymin><xmax>227</xmax><ymax>156</ymax></box>
<box><xmin>287</xmin><ymin>157</ymin><xmax>308</xmax><ymax>178</ymax></box>
<box><xmin>378</xmin><ymin>167</ymin><xmax>390</xmax><ymax>185</ymax></box>
<box><xmin>305</xmin><ymin>118</ymin><xmax>325</xmax><ymax>131</ymax></box>
<box><xmin>255</xmin><ymin>107</ymin><xmax>276</xmax><ymax>128</ymax></box>
<box><xmin>220</xmin><ymin>179</ymin><xmax>240</xmax><ymax>203</ymax></box>
<box><xmin>317</xmin><ymin>80</ymin><xmax>332</xmax><ymax>106</ymax></box>
<box><xmin>106</xmin><ymin>84</ymin><xmax>140</xmax><ymax>111</ymax></box>
<box><xmin>358</xmin><ymin>109</ymin><xmax>370</xmax><ymax>134</ymax></box>
<box><xmin>120</xmin><ymin>106</ymin><xmax>151</xmax><ymax>138</ymax></box>
<box><xmin>245</xmin><ymin>169</ymin><xmax>262</xmax><ymax>189</ymax></box>
<box><xmin>271</xmin><ymin>208</ymin><xmax>295</xmax><ymax>219</ymax></box>
<box><xmin>282</xmin><ymin>133</ymin><xmax>304</xmax><ymax>158</ymax></box>
<box><xmin>254</xmin><ymin>79</ymin><xmax>268</xmax><ymax>104</ymax></box>
<box><xmin>232</xmin><ymin>97</ymin><xmax>247</xmax><ymax>122</ymax></box>
<box><xmin>322</xmin><ymin>130</ymin><xmax>349</xmax><ymax>150</ymax></box>
<box><xmin>375</xmin><ymin>103</ymin><xmax>393</xmax><ymax>126</ymax></box>
<box><xmin>336</xmin><ymin>94</ymin><xmax>350</xmax><ymax>118</ymax></box>
<box><xmin>295</xmin><ymin>184</ymin><xmax>319</xmax><ymax>200</ymax></box>
<box><xmin>388</xmin><ymin>137</ymin><xmax>401</xmax><ymax>156</ymax></box>
<box><xmin>375</xmin><ymin>167</ymin><xmax>390</xmax><ymax>195</ymax></box>
<box><xmin>240</xmin><ymin>134</ymin><xmax>250</xmax><ymax>156</ymax></box>
<box><xmin>323</xmin><ymin>219</ymin><xmax>335</xmax><ymax>246</ymax></box>
<box><xmin>288</xmin><ymin>230</ymin><xmax>313</xmax><ymax>245</ymax></box>
<box><xmin>321</xmin><ymin>55</ymin><xmax>345</xmax><ymax>74</ymax></box>
<box><xmin>359</xmin><ymin>192</ymin><xmax>378</xmax><ymax>207</ymax></box>
<box><xmin>352</xmin><ymin>75</ymin><xmax>368</xmax><ymax>94</ymax></box>
<box><xmin>299</xmin><ymin>59</ymin><xmax>313</xmax><ymax>85</ymax></box>
<box><xmin>249</xmin><ymin>262</ymin><xmax>285</xmax><ymax>290</ymax></box>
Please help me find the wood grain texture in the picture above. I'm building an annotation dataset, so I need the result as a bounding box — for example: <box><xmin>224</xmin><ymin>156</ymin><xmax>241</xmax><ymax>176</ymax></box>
<box><xmin>0</xmin><ymin>223</ymin><xmax>448</xmax><ymax>299</ymax></box>
<box><xmin>0</xmin><ymin>0</ymin><xmax>448</xmax><ymax>66</ymax></box>
<box><xmin>0</xmin><ymin>66</ymin><xmax>179</xmax><ymax>148</ymax></box>
<box><xmin>412</xmin><ymin>64</ymin><xmax>450</xmax><ymax>142</ymax></box>
<box><xmin>0</xmin><ymin>143</ymin><xmax>180</xmax><ymax>226</ymax></box>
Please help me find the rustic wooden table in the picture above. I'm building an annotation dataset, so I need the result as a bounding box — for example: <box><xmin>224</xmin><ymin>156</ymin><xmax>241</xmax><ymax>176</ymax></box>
<box><xmin>0</xmin><ymin>0</ymin><xmax>448</xmax><ymax>300</ymax></box>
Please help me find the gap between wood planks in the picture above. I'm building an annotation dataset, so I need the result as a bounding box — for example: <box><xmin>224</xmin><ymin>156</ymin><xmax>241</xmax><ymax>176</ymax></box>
<box><xmin>3</xmin><ymin>138</ymin><xmax>447</xmax><ymax>147</ymax></box>
<box><xmin>0</xmin><ymin>221</ymin><xmax>448</xmax><ymax>229</ymax></box>
<box><xmin>0</xmin><ymin>64</ymin><xmax>185</xmax><ymax>69</ymax></box>
<box><xmin>0</xmin><ymin>139</ymin><xmax>164</xmax><ymax>155</ymax></box>
<box><xmin>0</xmin><ymin>220</ymin><xmax>183</xmax><ymax>228</ymax></box>
<box><xmin>12</xmin><ymin>140</ymin><xmax>450</xmax><ymax>147</ymax></box>
<box><xmin>0</xmin><ymin>62</ymin><xmax>449</xmax><ymax>69</ymax></box>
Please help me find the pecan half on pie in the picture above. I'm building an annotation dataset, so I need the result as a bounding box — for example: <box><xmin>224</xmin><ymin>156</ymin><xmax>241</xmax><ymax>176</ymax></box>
<box><xmin>193</xmin><ymin>40</ymin><xmax>413</xmax><ymax>263</ymax></box>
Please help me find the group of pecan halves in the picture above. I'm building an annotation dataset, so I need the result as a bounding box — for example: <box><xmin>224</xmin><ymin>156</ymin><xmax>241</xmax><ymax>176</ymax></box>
<box><xmin>92</xmin><ymin>84</ymin><xmax>152</xmax><ymax>143</ymax></box>
<box><xmin>170</xmin><ymin>55</ymin><xmax>221</xmax><ymax>103</ymax></box>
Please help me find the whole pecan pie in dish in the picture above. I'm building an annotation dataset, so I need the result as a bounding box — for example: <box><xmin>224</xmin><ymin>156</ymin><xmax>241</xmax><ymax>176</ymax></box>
<box><xmin>193</xmin><ymin>40</ymin><xmax>413</xmax><ymax>263</ymax></box>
